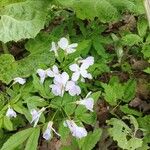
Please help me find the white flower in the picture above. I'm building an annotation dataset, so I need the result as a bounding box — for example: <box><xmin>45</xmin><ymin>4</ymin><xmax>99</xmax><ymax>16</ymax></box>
<box><xmin>50</xmin><ymin>42</ymin><xmax>59</xmax><ymax>57</ymax></box>
<box><xmin>76</xmin><ymin>92</ymin><xmax>94</xmax><ymax>112</ymax></box>
<box><xmin>6</xmin><ymin>107</ymin><xmax>17</xmax><ymax>118</ymax></box>
<box><xmin>13</xmin><ymin>77</ymin><xmax>26</xmax><ymax>85</ymax></box>
<box><xmin>78</xmin><ymin>56</ymin><xmax>94</xmax><ymax>67</ymax></box>
<box><xmin>43</xmin><ymin>121</ymin><xmax>60</xmax><ymax>140</ymax></box>
<box><xmin>50</xmin><ymin>72</ymin><xmax>69</xmax><ymax>97</ymax></box>
<box><xmin>69</xmin><ymin>63</ymin><xmax>92</xmax><ymax>81</ymax></box>
<box><xmin>66</xmin><ymin>81</ymin><xmax>81</xmax><ymax>96</ymax></box>
<box><xmin>58</xmin><ymin>37</ymin><xmax>78</xmax><ymax>54</ymax></box>
<box><xmin>30</xmin><ymin>107</ymin><xmax>45</xmax><ymax>127</ymax></box>
<box><xmin>65</xmin><ymin>120</ymin><xmax>87</xmax><ymax>139</ymax></box>
<box><xmin>46</xmin><ymin>65</ymin><xmax>59</xmax><ymax>78</ymax></box>
<box><xmin>37</xmin><ymin>65</ymin><xmax>59</xmax><ymax>83</ymax></box>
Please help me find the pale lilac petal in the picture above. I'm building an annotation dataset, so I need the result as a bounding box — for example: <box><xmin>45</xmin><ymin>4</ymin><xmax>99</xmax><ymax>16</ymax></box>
<box><xmin>13</xmin><ymin>77</ymin><xmax>26</xmax><ymax>85</ymax></box>
<box><xmin>65</xmin><ymin>81</ymin><xmax>75</xmax><ymax>91</ymax></box>
<box><xmin>58</xmin><ymin>37</ymin><xmax>69</xmax><ymax>50</ymax></box>
<box><xmin>72</xmin><ymin>72</ymin><xmax>80</xmax><ymax>81</ymax></box>
<box><xmin>46</xmin><ymin>69</ymin><xmax>54</xmax><ymax>77</ymax></box>
<box><xmin>61</xmin><ymin>72</ymin><xmax>69</xmax><ymax>85</ymax></box>
<box><xmin>69</xmin><ymin>64</ymin><xmax>79</xmax><ymax>72</ymax></box>
<box><xmin>43</xmin><ymin>128</ymin><xmax>51</xmax><ymax>140</ymax></box>
<box><xmin>52</xmin><ymin>65</ymin><xmax>59</xmax><ymax>74</ymax></box>
<box><xmin>80</xmin><ymin>69</ymin><xmax>88</xmax><ymax>78</ymax></box>
<box><xmin>37</xmin><ymin>69</ymin><xmax>46</xmax><ymax>83</ymax></box>
<box><xmin>50</xmin><ymin>84</ymin><xmax>62</xmax><ymax>96</ymax></box>
<box><xmin>6</xmin><ymin>108</ymin><xmax>17</xmax><ymax>118</ymax></box>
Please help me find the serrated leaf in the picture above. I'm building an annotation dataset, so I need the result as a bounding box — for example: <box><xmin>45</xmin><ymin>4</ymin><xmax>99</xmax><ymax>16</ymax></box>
<box><xmin>120</xmin><ymin>105</ymin><xmax>142</xmax><ymax>117</ymax></box>
<box><xmin>25</xmin><ymin>127</ymin><xmax>40</xmax><ymax>150</ymax></box>
<box><xmin>81</xmin><ymin>129</ymin><xmax>102</xmax><ymax>150</ymax></box>
<box><xmin>1</xmin><ymin>128</ymin><xmax>34</xmax><ymax>150</ymax></box>
<box><xmin>57</xmin><ymin>0</ymin><xmax>119</xmax><ymax>22</ymax></box>
<box><xmin>137</xmin><ymin>17</ymin><xmax>148</xmax><ymax>37</ymax></box>
<box><xmin>123</xmin><ymin>79</ymin><xmax>136</xmax><ymax>102</ymax></box>
<box><xmin>107</xmin><ymin>118</ymin><xmax>143</xmax><ymax>150</ymax></box>
<box><xmin>121</xmin><ymin>34</ymin><xmax>142</xmax><ymax>46</ymax></box>
<box><xmin>0</xmin><ymin>54</ymin><xmax>17</xmax><ymax>84</ymax></box>
<box><xmin>0</xmin><ymin>0</ymin><xmax>49</xmax><ymax>43</ymax></box>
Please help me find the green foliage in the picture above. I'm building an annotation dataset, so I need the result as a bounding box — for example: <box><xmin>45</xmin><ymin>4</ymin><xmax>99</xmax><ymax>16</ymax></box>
<box><xmin>1</xmin><ymin>128</ymin><xmax>34</xmax><ymax>150</ymax></box>
<box><xmin>107</xmin><ymin>117</ymin><xmax>143</xmax><ymax>150</ymax></box>
<box><xmin>0</xmin><ymin>0</ymin><xmax>49</xmax><ymax>43</ymax></box>
<box><xmin>80</xmin><ymin>129</ymin><xmax>102</xmax><ymax>150</ymax></box>
<box><xmin>102</xmin><ymin>78</ymin><xmax>136</xmax><ymax>106</ymax></box>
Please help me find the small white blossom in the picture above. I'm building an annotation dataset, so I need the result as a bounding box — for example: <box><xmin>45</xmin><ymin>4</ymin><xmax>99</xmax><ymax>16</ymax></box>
<box><xmin>43</xmin><ymin>121</ymin><xmax>60</xmax><ymax>140</ymax></box>
<box><xmin>37</xmin><ymin>65</ymin><xmax>59</xmax><ymax>84</ymax></box>
<box><xmin>6</xmin><ymin>107</ymin><xmax>17</xmax><ymax>118</ymax></box>
<box><xmin>30</xmin><ymin>107</ymin><xmax>45</xmax><ymax>127</ymax></box>
<box><xmin>69</xmin><ymin>63</ymin><xmax>92</xmax><ymax>81</ymax></box>
<box><xmin>13</xmin><ymin>77</ymin><xmax>26</xmax><ymax>85</ymax></box>
<box><xmin>50</xmin><ymin>42</ymin><xmax>59</xmax><ymax>57</ymax></box>
<box><xmin>66</xmin><ymin>81</ymin><xmax>81</xmax><ymax>96</ymax></box>
<box><xmin>65</xmin><ymin>120</ymin><xmax>87</xmax><ymax>139</ymax></box>
<box><xmin>58</xmin><ymin>37</ymin><xmax>78</xmax><ymax>54</ymax></box>
<box><xmin>78</xmin><ymin>56</ymin><xmax>94</xmax><ymax>67</ymax></box>
<box><xmin>46</xmin><ymin>65</ymin><xmax>59</xmax><ymax>78</ymax></box>
<box><xmin>50</xmin><ymin>72</ymin><xmax>69</xmax><ymax>97</ymax></box>
<box><xmin>76</xmin><ymin>92</ymin><xmax>94</xmax><ymax>112</ymax></box>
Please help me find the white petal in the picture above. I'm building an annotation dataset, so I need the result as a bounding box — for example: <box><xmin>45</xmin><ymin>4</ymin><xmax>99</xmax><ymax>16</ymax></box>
<box><xmin>72</xmin><ymin>126</ymin><xmax>87</xmax><ymax>139</ymax></box>
<box><xmin>66</xmin><ymin>43</ymin><xmax>78</xmax><ymax>54</ymax></box>
<box><xmin>58</xmin><ymin>37</ymin><xmax>69</xmax><ymax>50</ymax></box>
<box><xmin>50</xmin><ymin>84</ymin><xmax>62</xmax><ymax>96</ymax></box>
<box><xmin>71</xmin><ymin>72</ymin><xmax>80</xmax><ymax>81</ymax></box>
<box><xmin>46</xmin><ymin>69</ymin><xmax>54</xmax><ymax>77</ymax></box>
<box><xmin>77</xmin><ymin>98</ymin><xmax>94</xmax><ymax>112</ymax></box>
<box><xmin>68</xmin><ymin>84</ymin><xmax>81</xmax><ymax>96</ymax></box>
<box><xmin>13</xmin><ymin>77</ymin><xmax>26</xmax><ymax>85</ymax></box>
<box><xmin>43</xmin><ymin>128</ymin><xmax>52</xmax><ymax>140</ymax></box>
<box><xmin>51</xmin><ymin>42</ymin><xmax>58</xmax><ymax>57</ymax></box>
<box><xmin>87</xmin><ymin>73</ymin><xmax>92</xmax><ymax>79</ymax></box>
<box><xmin>66</xmin><ymin>120</ymin><xmax>87</xmax><ymax>139</ymax></box>
<box><xmin>69</xmin><ymin>64</ymin><xmax>79</xmax><ymax>72</ymax></box>
<box><xmin>80</xmin><ymin>56</ymin><xmax>94</xmax><ymax>67</ymax></box>
<box><xmin>65</xmin><ymin>81</ymin><xmax>75</xmax><ymax>91</ymax></box>
<box><xmin>52</xmin><ymin>65</ymin><xmax>59</xmax><ymax>74</ymax></box>
<box><xmin>80</xmin><ymin>69</ymin><xmax>88</xmax><ymax>78</ymax></box>
<box><xmin>61</xmin><ymin>72</ymin><xmax>69</xmax><ymax>85</ymax></box>
<box><xmin>37</xmin><ymin>69</ymin><xmax>46</xmax><ymax>83</ymax></box>
<box><xmin>6</xmin><ymin>108</ymin><xmax>17</xmax><ymax>118</ymax></box>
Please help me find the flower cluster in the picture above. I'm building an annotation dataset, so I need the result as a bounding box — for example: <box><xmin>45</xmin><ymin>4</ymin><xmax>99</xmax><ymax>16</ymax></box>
<box><xmin>8</xmin><ymin>37</ymin><xmax>95</xmax><ymax>140</ymax></box>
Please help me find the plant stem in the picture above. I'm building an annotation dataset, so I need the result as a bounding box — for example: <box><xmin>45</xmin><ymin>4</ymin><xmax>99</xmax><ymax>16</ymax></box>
<box><xmin>2</xmin><ymin>42</ymin><xmax>9</xmax><ymax>54</ymax></box>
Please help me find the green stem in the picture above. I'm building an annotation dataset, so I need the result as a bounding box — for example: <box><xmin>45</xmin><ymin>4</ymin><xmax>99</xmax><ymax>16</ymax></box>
<box><xmin>2</xmin><ymin>42</ymin><xmax>9</xmax><ymax>54</ymax></box>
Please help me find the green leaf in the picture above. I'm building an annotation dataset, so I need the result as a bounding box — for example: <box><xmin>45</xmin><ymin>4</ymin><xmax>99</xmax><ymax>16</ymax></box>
<box><xmin>3</xmin><ymin>117</ymin><xmax>13</xmax><ymax>131</ymax></box>
<box><xmin>91</xmin><ymin>91</ymin><xmax>101</xmax><ymax>103</ymax></box>
<box><xmin>0</xmin><ymin>54</ymin><xmax>17</xmax><ymax>84</ymax></box>
<box><xmin>25</xmin><ymin>127</ymin><xmax>40</xmax><ymax>150</ymax></box>
<box><xmin>0</xmin><ymin>0</ymin><xmax>49</xmax><ymax>43</ymax></box>
<box><xmin>121</xmin><ymin>34</ymin><xmax>142</xmax><ymax>46</ymax></box>
<box><xmin>79</xmin><ymin>112</ymin><xmax>97</xmax><ymax>125</ymax></box>
<box><xmin>107</xmin><ymin>118</ymin><xmax>143</xmax><ymax>150</ymax></box>
<box><xmin>123</xmin><ymin>79</ymin><xmax>136</xmax><ymax>102</ymax></box>
<box><xmin>1</xmin><ymin>128</ymin><xmax>34</xmax><ymax>150</ymax></box>
<box><xmin>81</xmin><ymin>129</ymin><xmax>102</xmax><ymax>150</ymax></box>
<box><xmin>57</xmin><ymin>0</ymin><xmax>119</xmax><ymax>22</ymax></box>
<box><xmin>17</xmin><ymin>51</ymin><xmax>55</xmax><ymax>77</ymax></box>
<box><xmin>102</xmin><ymin>82</ymin><xmax>124</xmax><ymax>106</ymax></box>
<box><xmin>137</xmin><ymin>17</ymin><xmax>148</xmax><ymax>37</ymax></box>
<box><xmin>24</xmin><ymin>96</ymin><xmax>48</xmax><ymax>108</ymax></box>
<box><xmin>120</xmin><ymin>105</ymin><xmax>142</xmax><ymax>117</ymax></box>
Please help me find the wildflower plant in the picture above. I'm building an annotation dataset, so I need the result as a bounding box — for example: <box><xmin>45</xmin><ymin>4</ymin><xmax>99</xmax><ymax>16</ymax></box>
<box><xmin>0</xmin><ymin>37</ymin><xmax>101</xmax><ymax>150</ymax></box>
